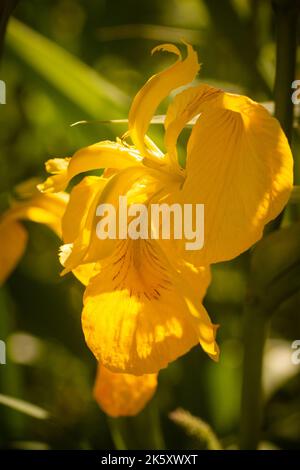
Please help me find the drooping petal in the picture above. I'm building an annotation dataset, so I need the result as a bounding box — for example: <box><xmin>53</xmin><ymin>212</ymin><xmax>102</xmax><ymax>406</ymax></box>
<box><xmin>177</xmin><ymin>93</ymin><xmax>293</xmax><ymax>265</ymax></box>
<box><xmin>38</xmin><ymin>141</ymin><xmax>142</xmax><ymax>193</ymax></box>
<box><xmin>82</xmin><ymin>239</ymin><xmax>218</xmax><ymax>374</ymax></box>
<box><xmin>93</xmin><ymin>365</ymin><xmax>157</xmax><ymax>417</ymax></box>
<box><xmin>128</xmin><ymin>43</ymin><xmax>200</xmax><ymax>158</ymax></box>
<box><xmin>0</xmin><ymin>220</ymin><xmax>28</xmax><ymax>285</ymax></box>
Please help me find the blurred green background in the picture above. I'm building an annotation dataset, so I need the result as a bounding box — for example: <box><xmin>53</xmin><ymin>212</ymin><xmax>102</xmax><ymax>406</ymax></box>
<box><xmin>0</xmin><ymin>0</ymin><xmax>300</xmax><ymax>450</ymax></box>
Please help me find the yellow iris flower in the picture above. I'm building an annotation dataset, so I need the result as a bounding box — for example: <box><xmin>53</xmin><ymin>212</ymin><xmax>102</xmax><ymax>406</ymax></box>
<box><xmin>38</xmin><ymin>43</ymin><xmax>293</xmax><ymax>384</ymax></box>
<box><xmin>0</xmin><ymin>181</ymin><xmax>157</xmax><ymax>417</ymax></box>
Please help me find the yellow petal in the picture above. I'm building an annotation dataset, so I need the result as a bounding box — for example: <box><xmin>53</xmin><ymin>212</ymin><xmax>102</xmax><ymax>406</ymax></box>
<box><xmin>59</xmin><ymin>243</ymin><xmax>97</xmax><ymax>286</ymax></box>
<box><xmin>82</xmin><ymin>239</ymin><xmax>218</xmax><ymax>374</ymax></box>
<box><xmin>60</xmin><ymin>177</ymin><xmax>108</xmax><ymax>274</ymax></box>
<box><xmin>3</xmin><ymin>192</ymin><xmax>68</xmax><ymax>237</ymax></box>
<box><xmin>164</xmin><ymin>84</ymin><xmax>221</xmax><ymax>165</ymax></box>
<box><xmin>62</xmin><ymin>162</ymin><xmax>183</xmax><ymax>274</ymax></box>
<box><xmin>178</xmin><ymin>93</ymin><xmax>293</xmax><ymax>265</ymax></box>
<box><xmin>72</xmin><ymin>263</ymin><xmax>97</xmax><ymax>286</ymax></box>
<box><xmin>93</xmin><ymin>365</ymin><xmax>157</xmax><ymax>417</ymax></box>
<box><xmin>82</xmin><ymin>165</ymin><xmax>165</xmax><ymax>265</ymax></box>
<box><xmin>0</xmin><ymin>220</ymin><xmax>28</xmax><ymax>285</ymax></box>
<box><xmin>169</xmin><ymin>261</ymin><xmax>219</xmax><ymax>361</ymax></box>
<box><xmin>38</xmin><ymin>141</ymin><xmax>142</xmax><ymax>193</ymax></box>
<box><xmin>128</xmin><ymin>43</ymin><xmax>200</xmax><ymax>158</ymax></box>
<box><xmin>62</xmin><ymin>176</ymin><xmax>105</xmax><ymax>244</ymax></box>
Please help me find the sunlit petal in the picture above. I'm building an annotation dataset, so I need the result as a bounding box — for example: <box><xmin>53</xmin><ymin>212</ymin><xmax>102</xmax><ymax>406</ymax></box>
<box><xmin>82</xmin><ymin>239</ymin><xmax>217</xmax><ymax>374</ymax></box>
<box><xmin>178</xmin><ymin>93</ymin><xmax>293</xmax><ymax>264</ymax></box>
<box><xmin>38</xmin><ymin>141</ymin><xmax>142</xmax><ymax>193</ymax></box>
<box><xmin>164</xmin><ymin>84</ymin><xmax>221</xmax><ymax>165</ymax></box>
<box><xmin>3</xmin><ymin>192</ymin><xmax>68</xmax><ymax>237</ymax></box>
<box><xmin>128</xmin><ymin>43</ymin><xmax>199</xmax><ymax>159</ymax></box>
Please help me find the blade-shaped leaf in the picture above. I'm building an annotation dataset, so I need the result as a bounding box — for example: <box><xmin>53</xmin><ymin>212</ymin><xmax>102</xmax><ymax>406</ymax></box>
<box><xmin>6</xmin><ymin>18</ymin><xmax>129</xmax><ymax>119</ymax></box>
<box><xmin>251</xmin><ymin>222</ymin><xmax>300</xmax><ymax>292</ymax></box>
<box><xmin>0</xmin><ymin>393</ymin><xmax>49</xmax><ymax>419</ymax></box>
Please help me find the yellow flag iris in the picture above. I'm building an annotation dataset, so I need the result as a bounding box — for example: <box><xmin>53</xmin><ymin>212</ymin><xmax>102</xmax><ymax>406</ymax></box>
<box><xmin>0</xmin><ymin>181</ymin><xmax>157</xmax><ymax>416</ymax></box>
<box><xmin>38</xmin><ymin>43</ymin><xmax>293</xmax><ymax>377</ymax></box>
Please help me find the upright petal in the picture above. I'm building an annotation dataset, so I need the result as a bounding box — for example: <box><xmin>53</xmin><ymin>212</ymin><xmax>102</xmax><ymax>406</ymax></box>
<box><xmin>164</xmin><ymin>84</ymin><xmax>222</xmax><ymax>165</ymax></box>
<box><xmin>178</xmin><ymin>93</ymin><xmax>293</xmax><ymax>265</ymax></box>
<box><xmin>128</xmin><ymin>43</ymin><xmax>200</xmax><ymax>158</ymax></box>
<box><xmin>93</xmin><ymin>365</ymin><xmax>157</xmax><ymax>417</ymax></box>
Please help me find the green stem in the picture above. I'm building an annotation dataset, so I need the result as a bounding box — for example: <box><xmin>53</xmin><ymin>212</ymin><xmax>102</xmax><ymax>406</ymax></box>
<box><xmin>239</xmin><ymin>300</ymin><xmax>269</xmax><ymax>450</ymax></box>
<box><xmin>239</xmin><ymin>0</ymin><xmax>299</xmax><ymax>450</ymax></box>
<box><xmin>0</xmin><ymin>0</ymin><xmax>19</xmax><ymax>59</ymax></box>
<box><xmin>107</xmin><ymin>417</ymin><xmax>127</xmax><ymax>451</ymax></box>
<box><xmin>273</xmin><ymin>0</ymin><xmax>298</xmax><ymax>143</ymax></box>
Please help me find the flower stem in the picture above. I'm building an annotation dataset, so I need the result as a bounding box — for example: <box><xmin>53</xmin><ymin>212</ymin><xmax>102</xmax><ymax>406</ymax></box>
<box><xmin>239</xmin><ymin>0</ymin><xmax>299</xmax><ymax>450</ymax></box>
<box><xmin>273</xmin><ymin>0</ymin><xmax>298</xmax><ymax>143</ymax></box>
<box><xmin>239</xmin><ymin>299</ymin><xmax>269</xmax><ymax>449</ymax></box>
<box><xmin>0</xmin><ymin>1</ymin><xmax>19</xmax><ymax>58</ymax></box>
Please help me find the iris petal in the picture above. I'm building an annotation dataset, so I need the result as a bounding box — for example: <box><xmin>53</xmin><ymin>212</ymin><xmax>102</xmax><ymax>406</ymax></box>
<box><xmin>176</xmin><ymin>93</ymin><xmax>293</xmax><ymax>265</ymax></box>
<box><xmin>93</xmin><ymin>364</ymin><xmax>157</xmax><ymax>417</ymax></box>
<box><xmin>164</xmin><ymin>84</ymin><xmax>222</xmax><ymax>165</ymax></box>
<box><xmin>2</xmin><ymin>192</ymin><xmax>68</xmax><ymax>237</ymax></box>
<box><xmin>0</xmin><ymin>221</ymin><xmax>28</xmax><ymax>285</ymax></box>
<box><xmin>82</xmin><ymin>239</ymin><xmax>217</xmax><ymax>374</ymax></box>
<box><xmin>128</xmin><ymin>43</ymin><xmax>200</xmax><ymax>159</ymax></box>
<box><xmin>0</xmin><ymin>191</ymin><xmax>68</xmax><ymax>284</ymax></box>
<box><xmin>38</xmin><ymin>141</ymin><xmax>142</xmax><ymax>193</ymax></box>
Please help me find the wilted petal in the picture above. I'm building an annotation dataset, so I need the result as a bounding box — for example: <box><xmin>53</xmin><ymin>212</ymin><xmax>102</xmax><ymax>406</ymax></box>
<box><xmin>93</xmin><ymin>365</ymin><xmax>157</xmax><ymax>417</ymax></box>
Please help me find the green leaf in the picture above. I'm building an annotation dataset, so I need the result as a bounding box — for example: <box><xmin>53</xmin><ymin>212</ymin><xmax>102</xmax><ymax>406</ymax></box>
<box><xmin>0</xmin><ymin>393</ymin><xmax>49</xmax><ymax>419</ymax></box>
<box><xmin>249</xmin><ymin>222</ymin><xmax>300</xmax><ymax>314</ymax></box>
<box><xmin>6</xmin><ymin>18</ymin><xmax>129</xmax><ymax>119</ymax></box>
<box><xmin>251</xmin><ymin>222</ymin><xmax>300</xmax><ymax>291</ymax></box>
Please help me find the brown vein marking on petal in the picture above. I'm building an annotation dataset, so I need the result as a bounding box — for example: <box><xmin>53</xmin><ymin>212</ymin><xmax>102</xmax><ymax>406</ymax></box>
<box><xmin>110</xmin><ymin>239</ymin><xmax>172</xmax><ymax>300</ymax></box>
